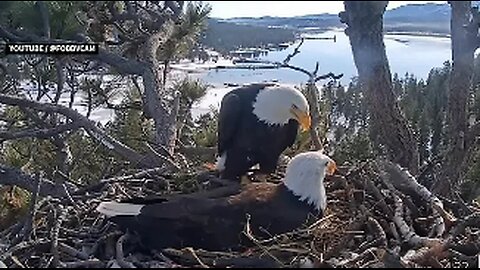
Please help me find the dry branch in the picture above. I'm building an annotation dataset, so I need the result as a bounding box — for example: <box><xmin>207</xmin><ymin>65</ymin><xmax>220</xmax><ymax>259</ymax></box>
<box><xmin>0</xmin><ymin>94</ymin><xmax>164</xmax><ymax>169</ymax></box>
<box><xmin>0</xmin><ymin>164</ymin><xmax>78</xmax><ymax>198</ymax></box>
<box><xmin>392</xmin><ymin>193</ymin><xmax>443</xmax><ymax>247</ymax></box>
<box><xmin>0</xmin><ymin>122</ymin><xmax>80</xmax><ymax>141</ymax></box>
<box><xmin>379</xmin><ymin>160</ymin><xmax>454</xmax><ymax>231</ymax></box>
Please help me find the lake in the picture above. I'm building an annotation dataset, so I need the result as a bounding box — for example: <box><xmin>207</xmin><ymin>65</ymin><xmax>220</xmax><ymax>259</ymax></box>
<box><xmin>191</xmin><ymin>29</ymin><xmax>452</xmax><ymax>118</ymax></box>
<box><xmin>14</xmin><ymin>29</ymin><xmax>450</xmax><ymax>125</ymax></box>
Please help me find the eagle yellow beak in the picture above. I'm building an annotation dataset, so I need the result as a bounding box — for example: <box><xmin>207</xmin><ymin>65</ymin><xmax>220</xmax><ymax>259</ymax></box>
<box><xmin>326</xmin><ymin>160</ymin><xmax>337</xmax><ymax>176</ymax></box>
<box><xmin>290</xmin><ymin>107</ymin><xmax>311</xmax><ymax>132</ymax></box>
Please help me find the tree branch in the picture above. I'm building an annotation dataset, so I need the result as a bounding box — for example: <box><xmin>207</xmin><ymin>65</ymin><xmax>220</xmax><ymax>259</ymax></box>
<box><xmin>315</xmin><ymin>72</ymin><xmax>344</xmax><ymax>82</ymax></box>
<box><xmin>0</xmin><ymin>25</ymin><xmax>30</xmax><ymax>42</ymax></box>
<box><xmin>0</xmin><ymin>164</ymin><xmax>77</xmax><ymax>198</ymax></box>
<box><xmin>36</xmin><ymin>1</ymin><xmax>51</xmax><ymax>39</ymax></box>
<box><xmin>283</xmin><ymin>38</ymin><xmax>304</xmax><ymax>65</ymax></box>
<box><xmin>0</xmin><ymin>94</ymin><xmax>160</xmax><ymax>168</ymax></box>
<box><xmin>93</xmin><ymin>48</ymin><xmax>146</xmax><ymax>75</ymax></box>
<box><xmin>0</xmin><ymin>122</ymin><xmax>80</xmax><ymax>141</ymax></box>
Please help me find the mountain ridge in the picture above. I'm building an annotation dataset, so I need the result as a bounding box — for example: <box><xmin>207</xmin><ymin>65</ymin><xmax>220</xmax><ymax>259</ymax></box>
<box><xmin>213</xmin><ymin>3</ymin><xmax>460</xmax><ymax>34</ymax></box>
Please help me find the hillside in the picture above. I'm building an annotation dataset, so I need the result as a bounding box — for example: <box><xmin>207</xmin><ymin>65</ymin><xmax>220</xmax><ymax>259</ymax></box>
<box><xmin>200</xmin><ymin>19</ymin><xmax>297</xmax><ymax>54</ymax></box>
<box><xmin>218</xmin><ymin>3</ymin><xmax>455</xmax><ymax>34</ymax></box>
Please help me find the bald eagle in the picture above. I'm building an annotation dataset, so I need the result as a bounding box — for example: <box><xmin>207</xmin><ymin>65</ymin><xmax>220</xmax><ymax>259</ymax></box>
<box><xmin>216</xmin><ymin>83</ymin><xmax>311</xmax><ymax>182</ymax></box>
<box><xmin>96</xmin><ymin>151</ymin><xmax>336</xmax><ymax>251</ymax></box>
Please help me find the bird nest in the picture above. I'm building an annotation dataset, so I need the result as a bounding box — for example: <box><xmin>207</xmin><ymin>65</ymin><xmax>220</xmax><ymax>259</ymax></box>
<box><xmin>0</xmin><ymin>160</ymin><xmax>479</xmax><ymax>268</ymax></box>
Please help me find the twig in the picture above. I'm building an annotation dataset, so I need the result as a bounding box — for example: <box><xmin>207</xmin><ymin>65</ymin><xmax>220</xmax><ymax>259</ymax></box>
<box><xmin>58</xmin><ymin>243</ymin><xmax>89</xmax><ymax>260</ymax></box>
<box><xmin>0</xmin><ymin>239</ymin><xmax>50</xmax><ymax>262</ymax></box>
<box><xmin>51</xmin><ymin>204</ymin><xmax>67</xmax><ymax>268</ymax></box>
<box><xmin>145</xmin><ymin>142</ymin><xmax>180</xmax><ymax>171</ymax></box>
<box><xmin>444</xmin><ymin>212</ymin><xmax>480</xmax><ymax>248</ymax></box>
<box><xmin>364</xmin><ymin>177</ymin><xmax>394</xmax><ymax>219</ymax></box>
<box><xmin>315</xmin><ymin>72</ymin><xmax>344</xmax><ymax>82</ymax></box>
<box><xmin>357</xmin><ymin>217</ymin><xmax>387</xmax><ymax>253</ymax></box>
<box><xmin>392</xmin><ymin>193</ymin><xmax>443</xmax><ymax>248</ymax></box>
<box><xmin>324</xmin><ymin>214</ymin><xmax>367</xmax><ymax>259</ymax></box>
<box><xmin>283</xmin><ymin>38</ymin><xmax>304</xmax><ymax>65</ymax></box>
<box><xmin>9</xmin><ymin>256</ymin><xmax>25</xmax><ymax>268</ymax></box>
<box><xmin>19</xmin><ymin>174</ymin><xmax>42</xmax><ymax>242</ymax></box>
<box><xmin>340</xmin><ymin>247</ymin><xmax>381</xmax><ymax>267</ymax></box>
<box><xmin>242</xmin><ymin>214</ymin><xmax>285</xmax><ymax>267</ymax></box>
<box><xmin>381</xmin><ymin>160</ymin><xmax>456</xmax><ymax>227</ymax></box>
<box><xmin>389</xmin><ymin>222</ymin><xmax>401</xmax><ymax>243</ymax></box>
<box><xmin>116</xmin><ymin>234</ymin><xmax>136</xmax><ymax>268</ymax></box>
<box><xmin>63</xmin><ymin>259</ymin><xmax>105</xmax><ymax>268</ymax></box>
<box><xmin>0</xmin><ymin>122</ymin><xmax>80</xmax><ymax>141</ymax></box>
<box><xmin>185</xmin><ymin>247</ymin><xmax>209</xmax><ymax>268</ymax></box>
<box><xmin>0</xmin><ymin>164</ymin><xmax>78</xmax><ymax>198</ymax></box>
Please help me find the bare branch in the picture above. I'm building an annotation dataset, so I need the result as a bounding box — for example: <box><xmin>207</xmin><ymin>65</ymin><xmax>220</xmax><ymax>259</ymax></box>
<box><xmin>36</xmin><ymin>1</ymin><xmax>51</xmax><ymax>39</ymax></box>
<box><xmin>379</xmin><ymin>160</ymin><xmax>456</xmax><ymax>227</ymax></box>
<box><xmin>0</xmin><ymin>25</ymin><xmax>30</xmax><ymax>42</ymax></box>
<box><xmin>392</xmin><ymin>192</ymin><xmax>443</xmax><ymax>247</ymax></box>
<box><xmin>0</xmin><ymin>122</ymin><xmax>80</xmax><ymax>141</ymax></box>
<box><xmin>0</xmin><ymin>94</ymin><xmax>160</xmax><ymax>168</ymax></box>
<box><xmin>0</xmin><ymin>164</ymin><xmax>78</xmax><ymax>198</ymax></box>
<box><xmin>283</xmin><ymin>38</ymin><xmax>304</xmax><ymax>65</ymax></box>
<box><xmin>313</xmin><ymin>62</ymin><xmax>319</xmax><ymax>77</ymax></box>
<box><xmin>50</xmin><ymin>205</ymin><xmax>66</xmax><ymax>268</ymax></box>
<box><xmin>116</xmin><ymin>234</ymin><xmax>136</xmax><ymax>268</ymax></box>
<box><xmin>93</xmin><ymin>48</ymin><xmax>146</xmax><ymax>75</ymax></box>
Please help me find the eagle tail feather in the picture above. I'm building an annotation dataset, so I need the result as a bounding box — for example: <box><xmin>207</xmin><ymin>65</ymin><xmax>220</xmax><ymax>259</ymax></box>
<box><xmin>96</xmin><ymin>202</ymin><xmax>143</xmax><ymax>217</ymax></box>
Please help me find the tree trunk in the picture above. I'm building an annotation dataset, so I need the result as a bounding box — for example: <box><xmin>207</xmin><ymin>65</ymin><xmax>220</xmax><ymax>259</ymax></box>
<box><xmin>141</xmin><ymin>32</ymin><xmax>177</xmax><ymax>156</ymax></box>
<box><xmin>306</xmin><ymin>80</ymin><xmax>323</xmax><ymax>150</ymax></box>
<box><xmin>340</xmin><ymin>1</ymin><xmax>420</xmax><ymax>175</ymax></box>
<box><xmin>433</xmin><ymin>1</ymin><xmax>476</xmax><ymax>197</ymax></box>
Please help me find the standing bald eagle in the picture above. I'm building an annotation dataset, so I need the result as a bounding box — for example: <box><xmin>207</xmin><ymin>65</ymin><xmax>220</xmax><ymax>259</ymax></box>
<box><xmin>96</xmin><ymin>151</ymin><xmax>336</xmax><ymax>252</ymax></box>
<box><xmin>216</xmin><ymin>83</ymin><xmax>311</xmax><ymax>182</ymax></box>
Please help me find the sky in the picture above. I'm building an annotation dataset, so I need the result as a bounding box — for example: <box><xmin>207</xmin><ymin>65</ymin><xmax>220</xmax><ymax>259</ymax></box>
<box><xmin>205</xmin><ymin>1</ymin><xmax>447</xmax><ymax>19</ymax></box>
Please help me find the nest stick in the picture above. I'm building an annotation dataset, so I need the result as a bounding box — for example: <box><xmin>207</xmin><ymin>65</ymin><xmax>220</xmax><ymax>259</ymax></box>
<box><xmin>63</xmin><ymin>259</ymin><xmax>106</xmax><ymax>268</ymax></box>
<box><xmin>242</xmin><ymin>214</ymin><xmax>285</xmax><ymax>267</ymax></box>
<box><xmin>381</xmin><ymin>161</ymin><xmax>455</xmax><ymax>231</ymax></box>
<box><xmin>185</xmin><ymin>247</ymin><xmax>209</xmax><ymax>268</ymax></box>
<box><xmin>392</xmin><ymin>193</ymin><xmax>442</xmax><ymax>248</ymax></box>
<box><xmin>50</xmin><ymin>204</ymin><xmax>67</xmax><ymax>268</ymax></box>
<box><xmin>58</xmin><ymin>242</ymin><xmax>89</xmax><ymax>260</ymax></box>
<box><xmin>357</xmin><ymin>217</ymin><xmax>387</xmax><ymax>252</ymax></box>
<box><xmin>115</xmin><ymin>234</ymin><xmax>136</xmax><ymax>268</ymax></box>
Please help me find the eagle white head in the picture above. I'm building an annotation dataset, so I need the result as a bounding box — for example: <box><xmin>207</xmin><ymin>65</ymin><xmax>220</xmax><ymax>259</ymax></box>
<box><xmin>284</xmin><ymin>150</ymin><xmax>337</xmax><ymax>212</ymax></box>
<box><xmin>252</xmin><ymin>85</ymin><xmax>311</xmax><ymax>131</ymax></box>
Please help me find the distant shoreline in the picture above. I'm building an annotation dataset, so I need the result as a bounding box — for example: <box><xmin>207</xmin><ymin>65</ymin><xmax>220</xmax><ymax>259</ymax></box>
<box><xmin>301</xmin><ymin>27</ymin><xmax>451</xmax><ymax>39</ymax></box>
<box><xmin>384</xmin><ymin>31</ymin><xmax>450</xmax><ymax>39</ymax></box>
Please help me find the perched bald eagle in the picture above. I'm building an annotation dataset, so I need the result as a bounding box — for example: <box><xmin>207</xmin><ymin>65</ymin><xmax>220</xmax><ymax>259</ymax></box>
<box><xmin>96</xmin><ymin>151</ymin><xmax>336</xmax><ymax>252</ymax></box>
<box><xmin>216</xmin><ymin>83</ymin><xmax>311</xmax><ymax>182</ymax></box>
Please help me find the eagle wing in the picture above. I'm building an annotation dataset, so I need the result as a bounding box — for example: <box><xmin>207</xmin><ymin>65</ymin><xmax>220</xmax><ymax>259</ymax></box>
<box><xmin>282</xmin><ymin>119</ymin><xmax>300</xmax><ymax>149</ymax></box>
<box><xmin>217</xmin><ymin>92</ymin><xmax>242</xmax><ymax>154</ymax></box>
<box><xmin>140</xmin><ymin>196</ymin><xmax>227</xmax><ymax>220</ymax></box>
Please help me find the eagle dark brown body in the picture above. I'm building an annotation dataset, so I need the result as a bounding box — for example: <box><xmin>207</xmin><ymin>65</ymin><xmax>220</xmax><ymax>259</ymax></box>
<box><xmin>97</xmin><ymin>150</ymin><xmax>336</xmax><ymax>253</ymax></box>
<box><xmin>99</xmin><ymin>182</ymin><xmax>321</xmax><ymax>252</ymax></box>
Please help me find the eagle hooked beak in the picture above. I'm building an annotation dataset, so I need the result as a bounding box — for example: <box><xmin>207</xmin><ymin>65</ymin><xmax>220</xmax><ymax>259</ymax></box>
<box><xmin>290</xmin><ymin>106</ymin><xmax>311</xmax><ymax>132</ymax></box>
<box><xmin>326</xmin><ymin>160</ymin><xmax>337</xmax><ymax>176</ymax></box>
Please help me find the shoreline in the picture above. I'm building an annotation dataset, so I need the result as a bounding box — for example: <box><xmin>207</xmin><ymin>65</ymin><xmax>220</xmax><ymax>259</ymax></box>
<box><xmin>384</xmin><ymin>31</ymin><xmax>450</xmax><ymax>38</ymax></box>
<box><xmin>301</xmin><ymin>27</ymin><xmax>450</xmax><ymax>39</ymax></box>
